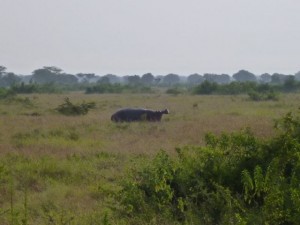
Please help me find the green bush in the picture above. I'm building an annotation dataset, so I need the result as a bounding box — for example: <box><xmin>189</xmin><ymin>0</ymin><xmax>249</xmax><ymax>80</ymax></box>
<box><xmin>192</xmin><ymin>81</ymin><xmax>295</xmax><ymax>96</ymax></box>
<box><xmin>119</xmin><ymin>110</ymin><xmax>300</xmax><ymax>224</ymax></box>
<box><xmin>166</xmin><ymin>87</ymin><xmax>184</xmax><ymax>95</ymax></box>
<box><xmin>85</xmin><ymin>83</ymin><xmax>153</xmax><ymax>94</ymax></box>
<box><xmin>193</xmin><ymin>80</ymin><xmax>218</xmax><ymax>94</ymax></box>
<box><xmin>55</xmin><ymin>97</ymin><xmax>96</xmax><ymax>116</ymax></box>
<box><xmin>0</xmin><ymin>88</ymin><xmax>16</xmax><ymax>99</ymax></box>
<box><xmin>248</xmin><ymin>90</ymin><xmax>279</xmax><ymax>101</ymax></box>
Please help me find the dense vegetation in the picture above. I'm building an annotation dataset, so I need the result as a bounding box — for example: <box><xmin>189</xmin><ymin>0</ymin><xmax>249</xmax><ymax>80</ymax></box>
<box><xmin>192</xmin><ymin>80</ymin><xmax>299</xmax><ymax>95</ymax></box>
<box><xmin>85</xmin><ymin>83</ymin><xmax>153</xmax><ymax>94</ymax></box>
<box><xmin>0</xmin><ymin>92</ymin><xmax>299</xmax><ymax>224</ymax></box>
<box><xmin>2</xmin><ymin>78</ymin><xmax>300</xmax><ymax>103</ymax></box>
<box><xmin>119</xmin><ymin>111</ymin><xmax>300</xmax><ymax>224</ymax></box>
<box><xmin>1</xmin><ymin>65</ymin><xmax>300</xmax><ymax>95</ymax></box>
<box><xmin>55</xmin><ymin>98</ymin><xmax>96</xmax><ymax>116</ymax></box>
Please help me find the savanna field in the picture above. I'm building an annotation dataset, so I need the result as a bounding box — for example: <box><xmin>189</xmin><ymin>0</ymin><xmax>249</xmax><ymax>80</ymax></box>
<box><xmin>1</xmin><ymin>92</ymin><xmax>300</xmax><ymax>224</ymax></box>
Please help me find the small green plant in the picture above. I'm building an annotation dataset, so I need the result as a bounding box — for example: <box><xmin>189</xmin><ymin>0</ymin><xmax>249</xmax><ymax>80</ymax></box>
<box><xmin>0</xmin><ymin>88</ymin><xmax>16</xmax><ymax>99</ymax></box>
<box><xmin>55</xmin><ymin>97</ymin><xmax>96</xmax><ymax>116</ymax></box>
<box><xmin>166</xmin><ymin>87</ymin><xmax>183</xmax><ymax>95</ymax></box>
<box><xmin>248</xmin><ymin>90</ymin><xmax>279</xmax><ymax>101</ymax></box>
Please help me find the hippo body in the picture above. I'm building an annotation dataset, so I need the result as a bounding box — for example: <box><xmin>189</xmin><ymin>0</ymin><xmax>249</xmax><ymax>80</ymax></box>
<box><xmin>111</xmin><ymin>108</ymin><xmax>169</xmax><ymax>122</ymax></box>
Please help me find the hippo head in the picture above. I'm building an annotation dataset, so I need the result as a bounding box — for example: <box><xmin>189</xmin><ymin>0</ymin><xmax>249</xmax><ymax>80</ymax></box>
<box><xmin>161</xmin><ymin>109</ymin><xmax>169</xmax><ymax>114</ymax></box>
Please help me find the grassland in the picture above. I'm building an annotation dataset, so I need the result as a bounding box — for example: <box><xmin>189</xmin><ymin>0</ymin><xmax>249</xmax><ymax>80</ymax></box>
<box><xmin>0</xmin><ymin>92</ymin><xmax>299</xmax><ymax>224</ymax></box>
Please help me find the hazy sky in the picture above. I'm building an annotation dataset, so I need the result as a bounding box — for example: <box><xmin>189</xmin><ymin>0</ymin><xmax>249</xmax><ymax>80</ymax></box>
<box><xmin>1</xmin><ymin>0</ymin><xmax>300</xmax><ymax>75</ymax></box>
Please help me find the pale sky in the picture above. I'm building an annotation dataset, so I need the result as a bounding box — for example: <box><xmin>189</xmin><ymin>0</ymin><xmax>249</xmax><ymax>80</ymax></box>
<box><xmin>1</xmin><ymin>0</ymin><xmax>299</xmax><ymax>76</ymax></box>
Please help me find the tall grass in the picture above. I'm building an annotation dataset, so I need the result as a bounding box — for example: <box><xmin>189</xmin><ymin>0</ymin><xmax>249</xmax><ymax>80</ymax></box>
<box><xmin>2</xmin><ymin>93</ymin><xmax>297</xmax><ymax>156</ymax></box>
<box><xmin>0</xmin><ymin>92</ymin><xmax>299</xmax><ymax>223</ymax></box>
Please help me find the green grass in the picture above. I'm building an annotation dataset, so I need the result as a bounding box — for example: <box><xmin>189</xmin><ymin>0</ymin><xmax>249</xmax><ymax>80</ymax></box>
<box><xmin>0</xmin><ymin>92</ymin><xmax>299</xmax><ymax>224</ymax></box>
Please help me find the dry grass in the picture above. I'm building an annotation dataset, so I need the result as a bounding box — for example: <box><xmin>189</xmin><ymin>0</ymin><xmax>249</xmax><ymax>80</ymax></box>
<box><xmin>0</xmin><ymin>93</ymin><xmax>299</xmax><ymax>157</ymax></box>
<box><xmin>1</xmin><ymin>92</ymin><xmax>299</xmax><ymax>224</ymax></box>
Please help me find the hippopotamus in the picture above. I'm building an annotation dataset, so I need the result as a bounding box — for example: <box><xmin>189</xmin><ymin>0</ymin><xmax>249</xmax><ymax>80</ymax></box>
<box><xmin>111</xmin><ymin>108</ymin><xmax>169</xmax><ymax>122</ymax></box>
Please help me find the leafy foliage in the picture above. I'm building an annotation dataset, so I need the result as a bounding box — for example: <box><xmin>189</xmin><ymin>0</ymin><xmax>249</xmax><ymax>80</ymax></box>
<box><xmin>85</xmin><ymin>83</ymin><xmax>153</xmax><ymax>94</ymax></box>
<box><xmin>120</xmin><ymin>110</ymin><xmax>300</xmax><ymax>224</ymax></box>
<box><xmin>0</xmin><ymin>88</ymin><xmax>16</xmax><ymax>99</ymax></box>
<box><xmin>166</xmin><ymin>87</ymin><xmax>184</xmax><ymax>95</ymax></box>
<box><xmin>248</xmin><ymin>90</ymin><xmax>279</xmax><ymax>101</ymax></box>
<box><xmin>11</xmin><ymin>82</ymin><xmax>75</xmax><ymax>93</ymax></box>
<box><xmin>55</xmin><ymin>97</ymin><xmax>96</xmax><ymax>116</ymax></box>
<box><xmin>192</xmin><ymin>81</ymin><xmax>297</xmax><ymax>96</ymax></box>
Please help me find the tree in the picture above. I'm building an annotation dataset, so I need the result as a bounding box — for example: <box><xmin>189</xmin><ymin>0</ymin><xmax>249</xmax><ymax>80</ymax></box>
<box><xmin>97</xmin><ymin>74</ymin><xmax>121</xmax><ymax>84</ymax></box>
<box><xmin>101</xmin><ymin>74</ymin><xmax>120</xmax><ymax>84</ymax></box>
<box><xmin>43</xmin><ymin>66</ymin><xmax>62</xmax><ymax>74</ymax></box>
<box><xmin>271</xmin><ymin>73</ymin><xmax>289</xmax><ymax>84</ymax></box>
<box><xmin>76</xmin><ymin>73</ymin><xmax>98</xmax><ymax>83</ymax></box>
<box><xmin>32</xmin><ymin>67</ymin><xmax>59</xmax><ymax>84</ymax></box>
<box><xmin>32</xmin><ymin>66</ymin><xmax>77</xmax><ymax>84</ymax></box>
<box><xmin>0</xmin><ymin>66</ymin><xmax>7</xmax><ymax>76</ymax></box>
<box><xmin>259</xmin><ymin>73</ymin><xmax>272</xmax><ymax>83</ymax></box>
<box><xmin>218</xmin><ymin>74</ymin><xmax>231</xmax><ymax>84</ymax></box>
<box><xmin>141</xmin><ymin>73</ymin><xmax>155</xmax><ymax>86</ymax></box>
<box><xmin>98</xmin><ymin>76</ymin><xmax>110</xmax><ymax>84</ymax></box>
<box><xmin>233</xmin><ymin>70</ymin><xmax>257</xmax><ymax>82</ymax></box>
<box><xmin>204</xmin><ymin>73</ymin><xmax>230</xmax><ymax>84</ymax></box>
<box><xmin>193</xmin><ymin>80</ymin><xmax>218</xmax><ymax>94</ymax></box>
<box><xmin>162</xmin><ymin>74</ymin><xmax>180</xmax><ymax>86</ymax></box>
<box><xmin>0</xmin><ymin>72</ymin><xmax>21</xmax><ymax>87</ymax></box>
<box><xmin>57</xmin><ymin>73</ymin><xmax>78</xmax><ymax>85</ymax></box>
<box><xmin>187</xmin><ymin>74</ymin><xmax>204</xmax><ymax>86</ymax></box>
<box><xmin>294</xmin><ymin>71</ymin><xmax>300</xmax><ymax>81</ymax></box>
<box><xmin>127</xmin><ymin>75</ymin><xmax>141</xmax><ymax>86</ymax></box>
<box><xmin>283</xmin><ymin>76</ymin><xmax>298</xmax><ymax>92</ymax></box>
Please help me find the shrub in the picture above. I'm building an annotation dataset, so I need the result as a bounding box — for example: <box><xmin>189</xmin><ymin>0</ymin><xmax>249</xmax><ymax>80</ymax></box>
<box><xmin>85</xmin><ymin>83</ymin><xmax>153</xmax><ymax>94</ymax></box>
<box><xmin>119</xmin><ymin>110</ymin><xmax>300</xmax><ymax>224</ymax></box>
<box><xmin>248</xmin><ymin>90</ymin><xmax>279</xmax><ymax>101</ymax></box>
<box><xmin>55</xmin><ymin>97</ymin><xmax>96</xmax><ymax>116</ymax></box>
<box><xmin>193</xmin><ymin>80</ymin><xmax>218</xmax><ymax>94</ymax></box>
<box><xmin>166</xmin><ymin>87</ymin><xmax>183</xmax><ymax>95</ymax></box>
<box><xmin>0</xmin><ymin>88</ymin><xmax>16</xmax><ymax>99</ymax></box>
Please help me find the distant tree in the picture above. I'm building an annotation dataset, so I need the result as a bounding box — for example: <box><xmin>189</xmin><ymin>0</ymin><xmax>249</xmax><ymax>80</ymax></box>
<box><xmin>122</xmin><ymin>76</ymin><xmax>129</xmax><ymax>84</ymax></box>
<box><xmin>141</xmin><ymin>73</ymin><xmax>155</xmax><ymax>86</ymax></box>
<box><xmin>271</xmin><ymin>73</ymin><xmax>289</xmax><ymax>84</ymax></box>
<box><xmin>32</xmin><ymin>67</ymin><xmax>60</xmax><ymax>83</ymax></box>
<box><xmin>204</xmin><ymin>73</ymin><xmax>230</xmax><ymax>84</ymax></box>
<box><xmin>76</xmin><ymin>73</ymin><xmax>96</xmax><ymax>83</ymax></box>
<box><xmin>43</xmin><ymin>66</ymin><xmax>62</xmax><ymax>74</ymax></box>
<box><xmin>97</xmin><ymin>74</ymin><xmax>121</xmax><ymax>84</ymax></box>
<box><xmin>32</xmin><ymin>66</ymin><xmax>77</xmax><ymax>84</ymax></box>
<box><xmin>0</xmin><ymin>66</ymin><xmax>7</xmax><ymax>76</ymax></box>
<box><xmin>233</xmin><ymin>70</ymin><xmax>257</xmax><ymax>82</ymax></box>
<box><xmin>127</xmin><ymin>75</ymin><xmax>141</xmax><ymax>86</ymax></box>
<box><xmin>58</xmin><ymin>73</ymin><xmax>78</xmax><ymax>85</ymax></box>
<box><xmin>98</xmin><ymin>76</ymin><xmax>110</xmax><ymax>84</ymax></box>
<box><xmin>187</xmin><ymin>73</ymin><xmax>204</xmax><ymax>85</ymax></box>
<box><xmin>101</xmin><ymin>74</ymin><xmax>120</xmax><ymax>84</ymax></box>
<box><xmin>193</xmin><ymin>80</ymin><xmax>218</xmax><ymax>94</ymax></box>
<box><xmin>219</xmin><ymin>74</ymin><xmax>231</xmax><ymax>84</ymax></box>
<box><xmin>162</xmin><ymin>74</ymin><xmax>180</xmax><ymax>86</ymax></box>
<box><xmin>154</xmin><ymin>76</ymin><xmax>163</xmax><ymax>85</ymax></box>
<box><xmin>76</xmin><ymin>73</ymin><xmax>95</xmax><ymax>79</ymax></box>
<box><xmin>204</xmin><ymin>74</ymin><xmax>216</xmax><ymax>83</ymax></box>
<box><xmin>294</xmin><ymin>71</ymin><xmax>300</xmax><ymax>81</ymax></box>
<box><xmin>283</xmin><ymin>76</ymin><xmax>298</xmax><ymax>92</ymax></box>
<box><xmin>259</xmin><ymin>73</ymin><xmax>272</xmax><ymax>83</ymax></box>
<box><xmin>0</xmin><ymin>72</ymin><xmax>21</xmax><ymax>87</ymax></box>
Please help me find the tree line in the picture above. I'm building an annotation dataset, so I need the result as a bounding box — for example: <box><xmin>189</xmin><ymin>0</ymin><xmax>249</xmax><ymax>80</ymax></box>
<box><xmin>1</xmin><ymin>65</ymin><xmax>300</xmax><ymax>88</ymax></box>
